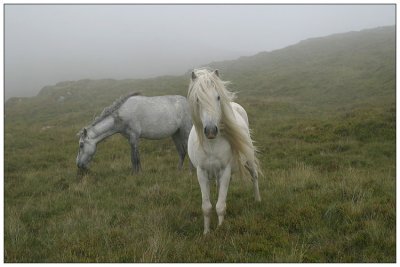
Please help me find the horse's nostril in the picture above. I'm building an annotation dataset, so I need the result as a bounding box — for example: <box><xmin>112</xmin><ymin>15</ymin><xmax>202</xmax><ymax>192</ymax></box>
<box><xmin>204</xmin><ymin>125</ymin><xmax>218</xmax><ymax>139</ymax></box>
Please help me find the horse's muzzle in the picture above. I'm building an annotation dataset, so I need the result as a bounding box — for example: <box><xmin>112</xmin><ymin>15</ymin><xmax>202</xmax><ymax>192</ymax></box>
<box><xmin>204</xmin><ymin>125</ymin><xmax>218</xmax><ymax>139</ymax></box>
<box><xmin>77</xmin><ymin>162</ymin><xmax>87</xmax><ymax>170</ymax></box>
<box><xmin>77</xmin><ymin>167</ymin><xmax>89</xmax><ymax>176</ymax></box>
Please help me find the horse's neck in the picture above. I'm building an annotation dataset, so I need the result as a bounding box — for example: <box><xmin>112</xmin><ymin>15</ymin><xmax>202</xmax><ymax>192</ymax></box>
<box><xmin>88</xmin><ymin>116</ymin><xmax>119</xmax><ymax>144</ymax></box>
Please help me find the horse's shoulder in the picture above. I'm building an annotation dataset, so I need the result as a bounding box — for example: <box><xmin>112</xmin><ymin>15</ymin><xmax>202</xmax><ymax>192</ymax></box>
<box><xmin>118</xmin><ymin>96</ymin><xmax>143</xmax><ymax>116</ymax></box>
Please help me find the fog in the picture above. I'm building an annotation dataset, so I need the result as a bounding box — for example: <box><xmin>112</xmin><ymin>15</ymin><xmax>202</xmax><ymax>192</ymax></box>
<box><xmin>5</xmin><ymin>4</ymin><xmax>395</xmax><ymax>100</ymax></box>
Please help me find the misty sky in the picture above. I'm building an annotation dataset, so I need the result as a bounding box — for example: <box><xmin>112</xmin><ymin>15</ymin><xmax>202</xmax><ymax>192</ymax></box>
<box><xmin>5</xmin><ymin>4</ymin><xmax>395</xmax><ymax>99</ymax></box>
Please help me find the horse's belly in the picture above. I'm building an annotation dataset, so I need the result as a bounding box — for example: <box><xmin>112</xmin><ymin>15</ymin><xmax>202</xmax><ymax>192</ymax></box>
<box><xmin>136</xmin><ymin>111</ymin><xmax>180</xmax><ymax>139</ymax></box>
<box><xmin>140</xmin><ymin>122</ymin><xmax>179</xmax><ymax>139</ymax></box>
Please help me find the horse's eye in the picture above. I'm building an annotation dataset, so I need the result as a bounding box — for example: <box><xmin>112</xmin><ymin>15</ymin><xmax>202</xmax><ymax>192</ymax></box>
<box><xmin>79</xmin><ymin>143</ymin><xmax>84</xmax><ymax>148</ymax></box>
<box><xmin>217</xmin><ymin>96</ymin><xmax>220</xmax><ymax>101</ymax></box>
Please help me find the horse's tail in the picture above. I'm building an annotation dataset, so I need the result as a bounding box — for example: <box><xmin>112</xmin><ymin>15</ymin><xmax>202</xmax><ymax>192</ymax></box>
<box><xmin>228</xmin><ymin>103</ymin><xmax>262</xmax><ymax>180</ymax></box>
<box><xmin>248</xmin><ymin>150</ymin><xmax>263</xmax><ymax>178</ymax></box>
<box><xmin>237</xmin><ymin>142</ymin><xmax>263</xmax><ymax>180</ymax></box>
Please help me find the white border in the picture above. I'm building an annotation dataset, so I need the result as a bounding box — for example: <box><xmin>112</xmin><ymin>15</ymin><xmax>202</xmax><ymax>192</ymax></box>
<box><xmin>1</xmin><ymin>1</ymin><xmax>397</xmax><ymax>265</ymax></box>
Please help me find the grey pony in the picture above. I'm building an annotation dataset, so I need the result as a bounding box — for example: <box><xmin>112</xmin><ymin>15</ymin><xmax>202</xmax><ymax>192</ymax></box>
<box><xmin>76</xmin><ymin>93</ymin><xmax>192</xmax><ymax>172</ymax></box>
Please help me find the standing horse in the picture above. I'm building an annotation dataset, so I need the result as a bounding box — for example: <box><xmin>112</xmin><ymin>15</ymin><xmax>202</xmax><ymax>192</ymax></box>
<box><xmin>187</xmin><ymin>69</ymin><xmax>261</xmax><ymax>234</ymax></box>
<box><xmin>76</xmin><ymin>93</ymin><xmax>192</xmax><ymax>172</ymax></box>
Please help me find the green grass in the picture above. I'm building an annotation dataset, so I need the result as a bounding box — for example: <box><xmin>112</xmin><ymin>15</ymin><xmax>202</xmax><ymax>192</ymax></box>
<box><xmin>4</xmin><ymin>26</ymin><xmax>395</xmax><ymax>262</ymax></box>
<box><xmin>4</xmin><ymin>98</ymin><xmax>395</xmax><ymax>262</ymax></box>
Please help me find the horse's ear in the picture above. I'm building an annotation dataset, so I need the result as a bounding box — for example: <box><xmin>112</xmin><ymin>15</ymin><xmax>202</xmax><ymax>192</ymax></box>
<box><xmin>213</xmin><ymin>69</ymin><xmax>220</xmax><ymax>77</ymax></box>
<box><xmin>191</xmin><ymin>71</ymin><xmax>197</xmax><ymax>81</ymax></box>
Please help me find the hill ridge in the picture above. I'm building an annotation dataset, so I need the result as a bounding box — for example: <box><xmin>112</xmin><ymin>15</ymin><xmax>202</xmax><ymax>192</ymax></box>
<box><xmin>6</xmin><ymin>25</ymin><xmax>395</xmax><ymax>117</ymax></box>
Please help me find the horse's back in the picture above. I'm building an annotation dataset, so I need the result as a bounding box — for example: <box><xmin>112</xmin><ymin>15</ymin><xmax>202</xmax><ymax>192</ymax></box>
<box><xmin>230</xmin><ymin>102</ymin><xmax>249</xmax><ymax>127</ymax></box>
<box><xmin>119</xmin><ymin>95</ymin><xmax>191</xmax><ymax>139</ymax></box>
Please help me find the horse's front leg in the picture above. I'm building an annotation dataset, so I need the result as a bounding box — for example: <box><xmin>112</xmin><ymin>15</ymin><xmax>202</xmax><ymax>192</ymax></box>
<box><xmin>216</xmin><ymin>164</ymin><xmax>232</xmax><ymax>227</ymax></box>
<box><xmin>129</xmin><ymin>136</ymin><xmax>141</xmax><ymax>173</ymax></box>
<box><xmin>197</xmin><ymin>167</ymin><xmax>212</xmax><ymax>234</ymax></box>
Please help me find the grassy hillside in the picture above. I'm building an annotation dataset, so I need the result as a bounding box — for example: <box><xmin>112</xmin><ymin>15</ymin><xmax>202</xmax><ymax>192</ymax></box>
<box><xmin>210</xmin><ymin>26</ymin><xmax>395</xmax><ymax>109</ymax></box>
<box><xmin>4</xmin><ymin>26</ymin><xmax>395</xmax><ymax>262</ymax></box>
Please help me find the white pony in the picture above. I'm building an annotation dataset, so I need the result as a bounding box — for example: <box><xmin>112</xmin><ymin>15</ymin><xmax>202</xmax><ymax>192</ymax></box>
<box><xmin>187</xmin><ymin>69</ymin><xmax>261</xmax><ymax>234</ymax></box>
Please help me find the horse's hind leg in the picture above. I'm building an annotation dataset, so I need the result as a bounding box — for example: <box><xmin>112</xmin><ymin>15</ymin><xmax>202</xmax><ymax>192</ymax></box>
<box><xmin>246</xmin><ymin>162</ymin><xmax>261</xmax><ymax>202</ymax></box>
<box><xmin>172</xmin><ymin>131</ymin><xmax>186</xmax><ymax>170</ymax></box>
<box><xmin>129</xmin><ymin>136</ymin><xmax>141</xmax><ymax>173</ymax></box>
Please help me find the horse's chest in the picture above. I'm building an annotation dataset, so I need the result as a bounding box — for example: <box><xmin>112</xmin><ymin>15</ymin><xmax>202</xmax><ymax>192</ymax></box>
<box><xmin>197</xmin><ymin>140</ymin><xmax>232</xmax><ymax>171</ymax></box>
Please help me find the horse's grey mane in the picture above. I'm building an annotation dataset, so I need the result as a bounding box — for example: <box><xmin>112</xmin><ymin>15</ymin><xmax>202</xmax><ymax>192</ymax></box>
<box><xmin>78</xmin><ymin>92</ymin><xmax>140</xmax><ymax>136</ymax></box>
<box><xmin>77</xmin><ymin>92</ymin><xmax>140</xmax><ymax>132</ymax></box>
<box><xmin>91</xmin><ymin>92</ymin><xmax>141</xmax><ymax>127</ymax></box>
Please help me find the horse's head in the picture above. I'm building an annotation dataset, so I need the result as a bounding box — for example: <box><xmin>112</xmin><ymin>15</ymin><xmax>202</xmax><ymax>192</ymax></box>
<box><xmin>189</xmin><ymin>69</ymin><xmax>234</xmax><ymax>140</ymax></box>
<box><xmin>76</xmin><ymin>128</ymin><xmax>96</xmax><ymax>169</ymax></box>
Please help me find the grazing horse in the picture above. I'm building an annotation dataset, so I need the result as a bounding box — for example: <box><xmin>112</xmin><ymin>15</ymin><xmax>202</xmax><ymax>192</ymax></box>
<box><xmin>187</xmin><ymin>69</ymin><xmax>261</xmax><ymax>234</ymax></box>
<box><xmin>76</xmin><ymin>93</ymin><xmax>192</xmax><ymax>172</ymax></box>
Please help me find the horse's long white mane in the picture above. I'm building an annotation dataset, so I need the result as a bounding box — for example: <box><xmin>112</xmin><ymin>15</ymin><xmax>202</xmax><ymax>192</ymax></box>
<box><xmin>188</xmin><ymin>68</ymin><xmax>261</xmax><ymax>177</ymax></box>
